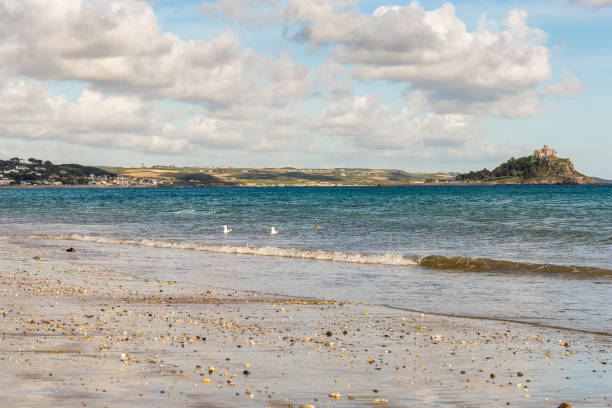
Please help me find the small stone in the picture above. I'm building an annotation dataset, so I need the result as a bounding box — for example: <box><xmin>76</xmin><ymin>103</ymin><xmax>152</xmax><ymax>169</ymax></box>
<box><xmin>243</xmin><ymin>370</ymin><xmax>250</xmax><ymax>375</ymax></box>
<box><xmin>490</xmin><ymin>373</ymin><xmax>496</xmax><ymax>379</ymax></box>
<box><xmin>328</xmin><ymin>392</ymin><xmax>341</xmax><ymax>399</ymax></box>
<box><xmin>558</xmin><ymin>404</ymin><xmax>571</xmax><ymax>408</ymax></box>
<box><xmin>66</xmin><ymin>247</ymin><xmax>76</xmax><ymax>253</ymax></box>
<box><xmin>326</xmin><ymin>331</ymin><xmax>332</xmax><ymax>337</ymax></box>
<box><xmin>517</xmin><ymin>371</ymin><xmax>524</xmax><ymax>377</ymax></box>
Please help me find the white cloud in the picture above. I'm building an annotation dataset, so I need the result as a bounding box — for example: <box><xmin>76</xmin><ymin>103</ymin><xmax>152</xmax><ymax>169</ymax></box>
<box><xmin>0</xmin><ymin>78</ymin><xmax>485</xmax><ymax>157</ymax></box>
<box><xmin>314</xmin><ymin>62</ymin><xmax>354</xmax><ymax>99</ymax></box>
<box><xmin>183</xmin><ymin>105</ymin><xmax>314</xmax><ymax>152</ymax></box>
<box><xmin>287</xmin><ymin>1</ymin><xmax>552</xmax><ymax>117</ymax></box>
<box><xmin>571</xmin><ymin>0</ymin><xmax>612</xmax><ymax>7</ymax></box>
<box><xmin>405</xmin><ymin>88</ymin><xmax>542</xmax><ymax>118</ymax></box>
<box><xmin>0</xmin><ymin>0</ymin><xmax>583</xmax><ymax>165</ymax></box>
<box><xmin>201</xmin><ymin>0</ymin><xmax>281</xmax><ymax>26</ymax></box>
<box><xmin>0</xmin><ymin>80</ymin><xmax>188</xmax><ymax>153</ymax></box>
<box><xmin>0</xmin><ymin>78</ymin><xmax>317</xmax><ymax>154</ymax></box>
<box><xmin>180</xmin><ymin>93</ymin><xmax>484</xmax><ymax>155</ymax></box>
<box><xmin>0</xmin><ymin>0</ymin><xmax>312</xmax><ymax>108</ymax></box>
<box><xmin>317</xmin><ymin>94</ymin><xmax>482</xmax><ymax>152</ymax></box>
<box><xmin>541</xmin><ymin>70</ymin><xmax>584</xmax><ymax>97</ymax></box>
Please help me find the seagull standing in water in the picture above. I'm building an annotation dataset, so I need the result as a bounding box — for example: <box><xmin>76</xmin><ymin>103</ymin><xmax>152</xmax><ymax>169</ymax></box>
<box><xmin>223</xmin><ymin>225</ymin><xmax>232</xmax><ymax>234</ymax></box>
<box><xmin>269</xmin><ymin>226</ymin><xmax>278</xmax><ymax>235</ymax></box>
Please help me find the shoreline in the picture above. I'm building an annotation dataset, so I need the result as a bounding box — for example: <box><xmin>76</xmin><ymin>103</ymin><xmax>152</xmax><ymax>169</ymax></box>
<box><xmin>0</xmin><ymin>242</ymin><xmax>609</xmax><ymax>407</ymax></box>
<box><xmin>1</xmin><ymin>182</ymin><xmax>609</xmax><ymax>189</ymax></box>
<box><xmin>9</xmin><ymin>233</ymin><xmax>612</xmax><ymax>281</ymax></box>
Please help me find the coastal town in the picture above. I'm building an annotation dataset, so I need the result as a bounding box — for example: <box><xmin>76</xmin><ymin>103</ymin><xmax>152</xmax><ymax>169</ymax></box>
<box><xmin>0</xmin><ymin>157</ymin><xmax>169</xmax><ymax>187</ymax></box>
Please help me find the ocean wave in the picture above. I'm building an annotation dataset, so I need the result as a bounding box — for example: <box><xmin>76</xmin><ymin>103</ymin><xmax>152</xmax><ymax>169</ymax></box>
<box><xmin>418</xmin><ymin>255</ymin><xmax>611</xmax><ymax>277</ymax></box>
<box><xmin>15</xmin><ymin>234</ymin><xmax>418</xmax><ymax>266</ymax></box>
<box><xmin>167</xmin><ymin>209</ymin><xmax>199</xmax><ymax>215</ymax></box>
<box><xmin>7</xmin><ymin>234</ymin><xmax>612</xmax><ymax>276</ymax></box>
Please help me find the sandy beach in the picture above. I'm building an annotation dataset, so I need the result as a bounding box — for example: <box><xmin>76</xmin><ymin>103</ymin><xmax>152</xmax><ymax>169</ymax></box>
<box><xmin>0</xmin><ymin>241</ymin><xmax>609</xmax><ymax>407</ymax></box>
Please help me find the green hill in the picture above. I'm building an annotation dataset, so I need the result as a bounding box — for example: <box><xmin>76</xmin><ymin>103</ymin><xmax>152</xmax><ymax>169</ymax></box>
<box><xmin>456</xmin><ymin>154</ymin><xmax>594</xmax><ymax>185</ymax></box>
<box><xmin>0</xmin><ymin>157</ymin><xmax>114</xmax><ymax>186</ymax></box>
<box><xmin>108</xmin><ymin>167</ymin><xmax>455</xmax><ymax>186</ymax></box>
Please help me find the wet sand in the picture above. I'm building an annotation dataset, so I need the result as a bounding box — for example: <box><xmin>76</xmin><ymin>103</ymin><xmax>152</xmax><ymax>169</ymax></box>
<box><xmin>0</xmin><ymin>242</ymin><xmax>609</xmax><ymax>407</ymax></box>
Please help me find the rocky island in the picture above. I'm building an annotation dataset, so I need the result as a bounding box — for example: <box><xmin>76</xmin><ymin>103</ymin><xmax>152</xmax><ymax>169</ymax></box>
<box><xmin>455</xmin><ymin>145</ymin><xmax>595</xmax><ymax>185</ymax></box>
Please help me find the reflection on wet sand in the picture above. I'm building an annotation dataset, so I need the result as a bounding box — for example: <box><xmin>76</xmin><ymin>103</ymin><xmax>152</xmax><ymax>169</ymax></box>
<box><xmin>0</xmin><ymin>243</ymin><xmax>608</xmax><ymax>407</ymax></box>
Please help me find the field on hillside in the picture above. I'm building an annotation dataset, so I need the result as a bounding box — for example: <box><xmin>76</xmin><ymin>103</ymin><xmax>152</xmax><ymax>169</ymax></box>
<box><xmin>107</xmin><ymin>167</ymin><xmax>455</xmax><ymax>186</ymax></box>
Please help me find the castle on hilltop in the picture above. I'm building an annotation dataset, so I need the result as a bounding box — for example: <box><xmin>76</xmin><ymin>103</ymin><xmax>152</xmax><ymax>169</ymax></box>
<box><xmin>533</xmin><ymin>145</ymin><xmax>558</xmax><ymax>159</ymax></box>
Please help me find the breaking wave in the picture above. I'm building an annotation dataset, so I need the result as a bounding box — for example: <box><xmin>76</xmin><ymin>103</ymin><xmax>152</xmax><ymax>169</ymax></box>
<box><xmin>418</xmin><ymin>255</ymin><xmax>612</xmax><ymax>277</ymax></box>
<box><xmin>8</xmin><ymin>234</ymin><xmax>612</xmax><ymax>277</ymax></box>
<box><xmin>15</xmin><ymin>234</ymin><xmax>418</xmax><ymax>266</ymax></box>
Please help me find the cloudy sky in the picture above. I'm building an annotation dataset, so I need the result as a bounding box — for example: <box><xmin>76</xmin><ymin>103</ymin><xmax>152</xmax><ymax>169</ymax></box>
<box><xmin>0</xmin><ymin>0</ymin><xmax>610</xmax><ymax>176</ymax></box>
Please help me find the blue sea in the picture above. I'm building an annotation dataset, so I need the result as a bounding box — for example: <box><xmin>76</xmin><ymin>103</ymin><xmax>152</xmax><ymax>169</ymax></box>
<box><xmin>1</xmin><ymin>185</ymin><xmax>610</xmax><ymax>334</ymax></box>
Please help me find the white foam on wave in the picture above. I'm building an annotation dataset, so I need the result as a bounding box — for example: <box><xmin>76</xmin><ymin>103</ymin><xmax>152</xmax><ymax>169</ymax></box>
<box><xmin>16</xmin><ymin>234</ymin><xmax>418</xmax><ymax>267</ymax></box>
<box><xmin>170</xmin><ymin>209</ymin><xmax>198</xmax><ymax>215</ymax></box>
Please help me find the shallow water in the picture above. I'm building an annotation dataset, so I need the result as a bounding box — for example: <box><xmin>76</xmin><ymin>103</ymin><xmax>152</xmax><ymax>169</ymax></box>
<box><xmin>1</xmin><ymin>185</ymin><xmax>611</xmax><ymax>334</ymax></box>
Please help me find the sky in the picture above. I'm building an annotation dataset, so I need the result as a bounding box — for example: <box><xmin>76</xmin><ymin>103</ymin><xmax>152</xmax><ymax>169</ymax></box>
<box><xmin>0</xmin><ymin>0</ymin><xmax>610</xmax><ymax>177</ymax></box>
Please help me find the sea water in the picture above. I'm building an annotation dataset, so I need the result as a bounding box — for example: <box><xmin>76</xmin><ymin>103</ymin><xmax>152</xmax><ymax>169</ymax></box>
<box><xmin>1</xmin><ymin>185</ymin><xmax>610</xmax><ymax>334</ymax></box>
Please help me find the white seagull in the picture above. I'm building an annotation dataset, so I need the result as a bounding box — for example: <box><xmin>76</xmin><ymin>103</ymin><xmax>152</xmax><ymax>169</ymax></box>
<box><xmin>223</xmin><ymin>225</ymin><xmax>232</xmax><ymax>234</ymax></box>
<box><xmin>269</xmin><ymin>226</ymin><xmax>278</xmax><ymax>235</ymax></box>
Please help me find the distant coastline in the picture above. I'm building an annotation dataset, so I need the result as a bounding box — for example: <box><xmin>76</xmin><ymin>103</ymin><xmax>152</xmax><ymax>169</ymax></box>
<box><xmin>1</xmin><ymin>149</ymin><xmax>608</xmax><ymax>188</ymax></box>
<box><xmin>2</xmin><ymin>181</ymin><xmax>610</xmax><ymax>189</ymax></box>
